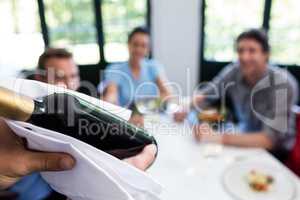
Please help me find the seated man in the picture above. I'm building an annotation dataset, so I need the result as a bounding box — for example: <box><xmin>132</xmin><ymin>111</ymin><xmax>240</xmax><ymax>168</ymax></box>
<box><xmin>175</xmin><ymin>29</ymin><xmax>299</xmax><ymax>160</ymax></box>
<box><xmin>35</xmin><ymin>48</ymin><xmax>80</xmax><ymax>91</ymax></box>
<box><xmin>6</xmin><ymin>48</ymin><xmax>156</xmax><ymax>199</ymax></box>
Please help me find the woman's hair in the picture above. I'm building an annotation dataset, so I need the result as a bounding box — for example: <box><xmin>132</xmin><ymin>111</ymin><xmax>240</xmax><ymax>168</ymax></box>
<box><xmin>236</xmin><ymin>29</ymin><xmax>270</xmax><ymax>53</ymax></box>
<box><xmin>128</xmin><ymin>26</ymin><xmax>150</xmax><ymax>42</ymax></box>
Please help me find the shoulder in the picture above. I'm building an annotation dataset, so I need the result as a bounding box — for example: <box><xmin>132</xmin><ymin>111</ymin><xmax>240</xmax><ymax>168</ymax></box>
<box><xmin>144</xmin><ymin>58</ymin><xmax>162</xmax><ymax>66</ymax></box>
<box><xmin>269</xmin><ymin>65</ymin><xmax>299</xmax><ymax>96</ymax></box>
<box><xmin>104</xmin><ymin>62</ymin><xmax>129</xmax><ymax>83</ymax></box>
<box><xmin>214</xmin><ymin>62</ymin><xmax>239</xmax><ymax>81</ymax></box>
<box><xmin>225</xmin><ymin>62</ymin><xmax>240</xmax><ymax>74</ymax></box>
<box><xmin>269</xmin><ymin>65</ymin><xmax>298</xmax><ymax>87</ymax></box>
<box><xmin>144</xmin><ymin>59</ymin><xmax>164</xmax><ymax>70</ymax></box>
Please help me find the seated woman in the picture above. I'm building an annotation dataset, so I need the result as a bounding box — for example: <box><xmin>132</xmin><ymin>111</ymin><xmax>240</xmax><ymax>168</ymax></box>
<box><xmin>102</xmin><ymin>27</ymin><xmax>170</xmax><ymax>116</ymax></box>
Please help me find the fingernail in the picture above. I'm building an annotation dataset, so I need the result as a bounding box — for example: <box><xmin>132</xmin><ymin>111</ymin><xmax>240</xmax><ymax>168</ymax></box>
<box><xmin>60</xmin><ymin>157</ymin><xmax>75</xmax><ymax>170</ymax></box>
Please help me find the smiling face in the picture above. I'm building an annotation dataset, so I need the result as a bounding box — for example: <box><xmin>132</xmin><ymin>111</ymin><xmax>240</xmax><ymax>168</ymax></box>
<box><xmin>236</xmin><ymin>38</ymin><xmax>269</xmax><ymax>84</ymax></box>
<box><xmin>128</xmin><ymin>33</ymin><xmax>150</xmax><ymax>61</ymax></box>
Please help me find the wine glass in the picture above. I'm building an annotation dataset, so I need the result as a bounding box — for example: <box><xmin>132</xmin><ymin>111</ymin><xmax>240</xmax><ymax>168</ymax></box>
<box><xmin>134</xmin><ymin>96</ymin><xmax>162</xmax><ymax>124</ymax></box>
<box><xmin>134</xmin><ymin>96</ymin><xmax>161</xmax><ymax>115</ymax></box>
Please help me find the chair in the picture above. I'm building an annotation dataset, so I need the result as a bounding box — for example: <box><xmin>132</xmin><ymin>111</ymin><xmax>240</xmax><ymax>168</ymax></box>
<box><xmin>286</xmin><ymin>108</ymin><xmax>300</xmax><ymax>176</ymax></box>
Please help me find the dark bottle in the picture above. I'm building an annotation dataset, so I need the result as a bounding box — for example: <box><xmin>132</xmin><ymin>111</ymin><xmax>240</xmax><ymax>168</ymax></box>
<box><xmin>0</xmin><ymin>87</ymin><xmax>157</xmax><ymax>159</ymax></box>
<box><xmin>0</xmin><ymin>191</ymin><xmax>18</xmax><ymax>200</ymax></box>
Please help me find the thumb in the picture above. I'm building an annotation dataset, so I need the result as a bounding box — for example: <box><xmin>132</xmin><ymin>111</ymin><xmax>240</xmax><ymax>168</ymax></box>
<box><xmin>24</xmin><ymin>151</ymin><xmax>75</xmax><ymax>174</ymax></box>
<box><xmin>124</xmin><ymin>144</ymin><xmax>157</xmax><ymax>171</ymax></box>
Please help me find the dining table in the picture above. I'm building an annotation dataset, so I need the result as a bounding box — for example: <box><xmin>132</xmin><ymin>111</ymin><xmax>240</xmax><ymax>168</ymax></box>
<box><xmin>146</xmin><ymin>114</ymin><xmax>300</xmax><ymax>200</ymax></box>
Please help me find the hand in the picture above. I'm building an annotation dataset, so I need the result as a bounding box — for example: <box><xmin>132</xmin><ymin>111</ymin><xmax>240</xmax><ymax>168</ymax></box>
<box><xmin>173</xmin><ymin>111</ymin><xmax>187</xmax><ymax>123</ymax></box>
<box><xmin>0</xmin><ymin>119</ymin><xmax>75</xmax><ymax>189</ymax></box>
<box><xmin>123</xmin><ymin>144</ymin><xmax>157</xmax><ymax>171</ymax></box>
<box><xmin>193</xmin><ymin>123</ymin><xmax>223</xmax><ymax>144</ymax></box>
<box><xmin>129</xmin><ymin>114</ymin><xmax>144</xmax><ymax>128</ymax></box>
<box><xmin>191</xmin><ymin>94</ymin><xmax>205</xmax><ymax>109</ymax></box>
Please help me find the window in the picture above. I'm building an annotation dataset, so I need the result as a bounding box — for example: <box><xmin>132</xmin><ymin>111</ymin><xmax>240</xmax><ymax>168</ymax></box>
<box><xmin>102</xmin><ymin>0</ymin><xmax>148</xmax><ymax>62</ymax></box>
<box><xmin>0</xmin><ymin>0</ymin><xmax>44</xmax><ymax>70</ymax></box>
<box><xmin>200</xmin><ymin>0</ymin><xmax>300</xmax><ymax>82</ymax></box>
<box><xmin>0</xmin><ymin>0</ymin><xmax>150</xmax><ymax>74</ymax></box>
<box><xmin>44</xmin><ymin>0</ymin><xmax>100</xmax><ymax>65</ymax></box>
<box><xmin>269</xmin><ymin>0</ymin><xmax>300</xmax><ymax>65</ymax></box>
<box><xmin>204</xmin><ymin>0</ymin><xmax>264</xmax><ymax>62</ymax></box>
<box><xmin>42</xmin><ymin>0</ymin><xmax>149</xmax><ymax>64</ymax></box>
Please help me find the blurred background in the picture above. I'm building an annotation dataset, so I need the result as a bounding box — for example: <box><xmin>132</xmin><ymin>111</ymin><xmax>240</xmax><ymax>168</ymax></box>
<box><xmin>1</xmin><ymin>1</ymin><xmax>300</xmax><ymax>199</ymax></box>
<box><xmin>0</xmin><ymin>0</ymin><xmax>299</xmax><ymax>94</ymax></box>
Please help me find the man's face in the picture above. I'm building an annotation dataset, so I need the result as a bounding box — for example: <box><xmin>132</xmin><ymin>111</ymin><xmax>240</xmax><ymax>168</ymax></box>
<box><xmin>43</xmin><ymin>58</ymin><xmax>80</xmax><ymax>91</ymax></box>
<box><xmin>237</xmin><ymin>39</ymin><xmax>269</xmax><ymax>82</ymax></box>
<box><xmin>128</xmin><ymin>33</ymin><xmax>150</xmax><ymax>61</ymax></box>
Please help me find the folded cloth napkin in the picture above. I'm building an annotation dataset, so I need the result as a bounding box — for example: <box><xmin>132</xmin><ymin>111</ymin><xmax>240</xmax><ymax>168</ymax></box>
<box><xmin>0</xmin><ymin>78</ymin><xmax>162</xmax><ymax>200</ymax></box>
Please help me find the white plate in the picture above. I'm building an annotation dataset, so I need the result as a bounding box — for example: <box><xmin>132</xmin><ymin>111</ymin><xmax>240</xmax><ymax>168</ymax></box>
<box><xmin>222</xmin><ymin>160</ymin><xmax>296</xmax><ymax>200</ymax></box>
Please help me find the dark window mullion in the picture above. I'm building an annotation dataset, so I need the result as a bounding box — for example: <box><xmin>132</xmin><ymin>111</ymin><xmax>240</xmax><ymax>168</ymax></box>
<box><xmin>147</xmin><ymin>0</ymin><xmax>152</xmax><ymax>58</ymax></box>
<box><xmin>37</xmin><ymin>0</ymin><xmax>49</xmax><ymax>47</ymax></box>
<box><xmin>147</xmin><ymin>0</ymin><xmax>151</xmax><ymax>30</ymax></box>
<box><xmin>199</xmin><ymin>0</ymin><xmax>207</xmax><ymax>82</ymax></box>
<box><xmin>262</xmin><ymin>0</ymin><xmax>272</xmax><ymax>31</ymax></box>
<box><xmin>93</xmin><ymin>0</ymin><xmax>106</xmax><ymax>66</ymax></box>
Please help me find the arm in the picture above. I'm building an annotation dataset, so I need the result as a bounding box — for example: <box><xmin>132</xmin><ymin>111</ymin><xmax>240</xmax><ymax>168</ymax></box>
<box><xmin>193</xmin><ymin>124</ymin><xmax>273</xmax><ymax>149</ymax></box>
<box><xmin>156</xmin><ymin>76</ymin><xmax>171</xmax><ymax>101</ymax></box>
<box><xmin>174</xmin><ymin>64</ymin><xmax>237</xmax><ymax>122</ymax></box>
<box><xmin>193</xmin><ymin>64</ymin><xmax>237</xmax><ymax>108</ymax></box>
<box><xmin>173</xmin><ymin>95</ymin><xmax>206</xmax><ymax>122</ymax></box>
<box><xmin>101</xmin><ymin>64</ymin><xmax>122</xmax><ymax>105</ymax></box>
<box><xmin>102</xmin><ymin>83</ymin><xmax>119</xmax><ymax>105</ymax></box>
<box><xmin>222</xmin><ymin>132</ymin><xmax>273</xmax><ymax>149</ymax></box>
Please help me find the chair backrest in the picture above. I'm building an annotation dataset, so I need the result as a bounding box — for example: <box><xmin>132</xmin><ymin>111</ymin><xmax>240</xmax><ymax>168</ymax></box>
<box><xmin>19</xmin><ymin>69</ymin><xmax>36</xmax><ymax>80</ymax></box>
<box><xmin>286</xmin><ymin>112</ymin><xmax>300</xmax><ymax>176</ymax></box>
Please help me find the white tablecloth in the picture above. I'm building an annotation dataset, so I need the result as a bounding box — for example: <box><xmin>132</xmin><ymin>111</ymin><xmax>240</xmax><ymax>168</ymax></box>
<box><xmin>146</xmin><ymin>115</ymin><xmax>300</xmax><ymax>200</ymax></box>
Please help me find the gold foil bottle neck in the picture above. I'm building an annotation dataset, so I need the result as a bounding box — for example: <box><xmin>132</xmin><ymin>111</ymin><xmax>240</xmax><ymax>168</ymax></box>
<box><xmin>0</xmin><ymin>87</ymin><xmax>34</xmax><ymax>121</ymax></box>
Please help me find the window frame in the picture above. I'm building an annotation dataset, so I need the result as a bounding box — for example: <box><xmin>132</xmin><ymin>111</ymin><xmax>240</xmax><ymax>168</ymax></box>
<box><xmin>37</xmin><ymin>0</ymin><xmax>151</xmax><ymax>69</ymax></box>
<box><xmin>199</xmin><ymin>0</ymin><xmax>300</xmax><ymax>83</ymax></box>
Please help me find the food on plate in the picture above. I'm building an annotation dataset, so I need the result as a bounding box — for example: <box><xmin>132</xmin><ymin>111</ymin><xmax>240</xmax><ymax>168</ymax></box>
<box><xmin>246</xmin><ymin>170</ymin><xmax>274</xmax><ymax>192</ymax></box>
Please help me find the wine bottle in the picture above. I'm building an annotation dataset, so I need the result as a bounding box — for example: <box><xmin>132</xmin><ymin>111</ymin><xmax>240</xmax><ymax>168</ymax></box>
<box><xmin>0</xmin><ymin>191</ymin><xmax>18</xmax><ymax>200</ymax></box>
<box><xmin>0</xmin><ymin>87</ymin><xmax>157</xmax><ymax>159</ymax></box>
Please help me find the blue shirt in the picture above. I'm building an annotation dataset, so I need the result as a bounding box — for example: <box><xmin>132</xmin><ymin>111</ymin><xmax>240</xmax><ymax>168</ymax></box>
<box><xmin>104</xmin><ymin>59</ymin><xmax>163</xmax><ymax>107</ymax></box>
<box><xmin>10</xmin><ymin>173</ymin><xmax>52</xmax><ymax>200</ymax></box>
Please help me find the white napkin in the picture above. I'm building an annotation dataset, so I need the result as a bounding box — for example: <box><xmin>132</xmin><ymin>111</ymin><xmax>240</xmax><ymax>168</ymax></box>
<box><xmin>0</xmin><ymin>79</ymin><xmax>162</xmax><ymax>200</ymax></box>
